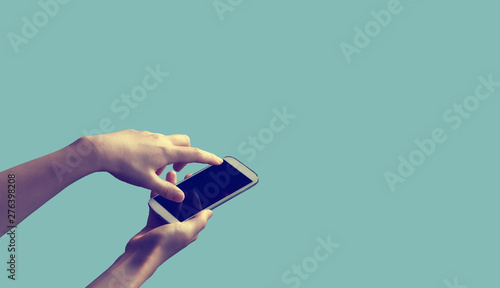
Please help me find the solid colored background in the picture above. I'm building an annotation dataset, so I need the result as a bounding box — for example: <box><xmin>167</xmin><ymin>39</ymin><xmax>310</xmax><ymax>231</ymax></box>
<box><xmin>1</xmin><ymin>1</ymin><xmax>499</xmax><ymax>287</ymax></box>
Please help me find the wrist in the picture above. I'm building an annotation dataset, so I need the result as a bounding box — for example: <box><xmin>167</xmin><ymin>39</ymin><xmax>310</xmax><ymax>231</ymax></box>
<box><xmin>124</xmin><ymin>241</ymin><xmax>167</xmax><ymax>273</ymax></box>
<box><xmin>88</xmin><ymin>250</ymin><xmax>159</xmax><ymax>288</ymax></box>
<box><xmin>116</xmin><ymin>250</ymin><xmax>159</xmax><ymax>286</ymax></box>
<box><xmin>70</xmin><ymin>136</ymin><xmax>102</xmax><ymax>174</ymax></box>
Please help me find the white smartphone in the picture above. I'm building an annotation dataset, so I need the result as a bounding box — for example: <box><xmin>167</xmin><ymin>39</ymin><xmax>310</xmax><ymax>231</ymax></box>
<box><xmin>148</xmin><ymin>156</ymin><xmax>259</xmax><ymax>223</ymax></box>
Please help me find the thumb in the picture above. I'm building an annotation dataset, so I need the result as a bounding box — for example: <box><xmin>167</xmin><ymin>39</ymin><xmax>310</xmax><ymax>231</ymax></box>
<box><xmin>148</xmin><ymin>172</ymin><xmax>185</xmax><ymax>202</ymax></box>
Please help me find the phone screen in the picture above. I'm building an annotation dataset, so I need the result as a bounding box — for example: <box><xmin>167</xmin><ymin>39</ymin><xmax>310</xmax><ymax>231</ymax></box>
<box><xmin>154</xmin><ymin>160</ymin><xmax>253</xmax><ymax>222</ymax></box>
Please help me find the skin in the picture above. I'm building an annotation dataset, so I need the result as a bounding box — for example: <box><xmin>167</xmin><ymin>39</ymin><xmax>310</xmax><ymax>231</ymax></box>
<box><xmin>87</xmin><ymin>171</ymin><xmax>213</xmax><ymax>288</ymax></box>
<box><xmin>0</xmin><ymin>129</ymin><xmax>222</xmax><ymax>236</ymax></box>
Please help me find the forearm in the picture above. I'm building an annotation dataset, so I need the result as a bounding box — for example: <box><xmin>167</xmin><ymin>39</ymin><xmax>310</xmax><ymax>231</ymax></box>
<box><xmin>87</xmin><ymin>250</ymin><xmax>159</xmax><ymax>288</ymax></box>
<box><xmin>0</xmin><ymin>136</ymin><xmax>99</xmax><ymax>236</ymax></box>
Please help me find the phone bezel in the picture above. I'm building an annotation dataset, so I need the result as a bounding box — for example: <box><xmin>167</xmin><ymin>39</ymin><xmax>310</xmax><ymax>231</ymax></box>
<box><xmin>148</xmin><ymin>156</ymin><xmax>259</xmax><ymax>223</ymax></box>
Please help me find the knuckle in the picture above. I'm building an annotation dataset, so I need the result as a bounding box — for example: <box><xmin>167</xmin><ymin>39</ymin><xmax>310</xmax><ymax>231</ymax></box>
<box><xmin>161</xmin><ymin>145</ymin><xmax>170</xmax><ymax>158</ymax></box>
<box><xmin>153</xmin><ymin>177</ymin><xmax>167</xmax><ymax>194</ymax></box>
<box><xmin>183</xmin><ymin>135</ymin><xmax>191</xmax><ymax>145</ymax></box>
<box><xmin>192</xmin><ymin>147</ymin><xmax>202</xmax><ymax>157</ymax></box>
<box><xmin>151</xmin><ymin>133</ymin><xmax>161</xmax><ymax>140</ymax></box>
<box><xmin>164</xmin><ymin>183</ymin><xmax>174</xmax><ymax>195</ymax></box>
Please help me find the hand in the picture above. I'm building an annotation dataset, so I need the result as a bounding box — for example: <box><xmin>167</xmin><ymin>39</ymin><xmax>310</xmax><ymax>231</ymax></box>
<box><xmin>86</xmin><ymin>171</ymin><xmax>213</xmax><ymax>288</ymax></box>
<box><xmin>126</xmin><ymin>171</ymin><xmax>212</xmax><ymax>265</ymax></box>
<box><xmin>88</xmin><ymin>129</ymin><xmax>223</xmax><ymax>202</ymax></box>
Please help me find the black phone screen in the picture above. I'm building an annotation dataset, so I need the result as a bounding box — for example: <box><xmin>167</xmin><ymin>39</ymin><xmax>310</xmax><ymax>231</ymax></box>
<box><xmin>154</xmin><ymin>160</ymin><xmax>252</xmax><ymax>222</ymax></box>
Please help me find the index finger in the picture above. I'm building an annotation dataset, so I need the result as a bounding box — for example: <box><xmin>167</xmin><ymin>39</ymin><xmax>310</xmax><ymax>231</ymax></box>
<box><xmin>170</xmin><ymin>147</ymin><xmax>223</xmax><ymax>166</ymax></box>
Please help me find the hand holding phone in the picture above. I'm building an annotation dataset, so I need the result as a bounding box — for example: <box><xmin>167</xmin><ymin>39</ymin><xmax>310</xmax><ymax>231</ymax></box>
<box><xmin>88</xmin><ymin>171</ymin><xmax>214</xmax><ymax>287</ymax></box>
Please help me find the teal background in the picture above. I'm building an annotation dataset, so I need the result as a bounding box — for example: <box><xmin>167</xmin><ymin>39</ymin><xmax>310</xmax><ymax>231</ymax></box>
<box><xmin>1</xmin><ymin>0</ymin><xmax>499</xmax><ymax>287</ymax></box>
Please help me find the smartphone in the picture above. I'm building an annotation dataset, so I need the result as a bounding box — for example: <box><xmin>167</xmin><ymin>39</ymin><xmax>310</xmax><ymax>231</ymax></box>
<box><xmin>148</xmin><ymin>156</ymin><xmax>259</xmax><ymax>223</ymax></box>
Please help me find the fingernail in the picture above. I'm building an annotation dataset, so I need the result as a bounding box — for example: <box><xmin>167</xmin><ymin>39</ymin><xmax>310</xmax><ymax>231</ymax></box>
<box><xmin>207</xmin><ymin>210</ymin><xmax>213</xmax><ymax>219</ymax></box>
